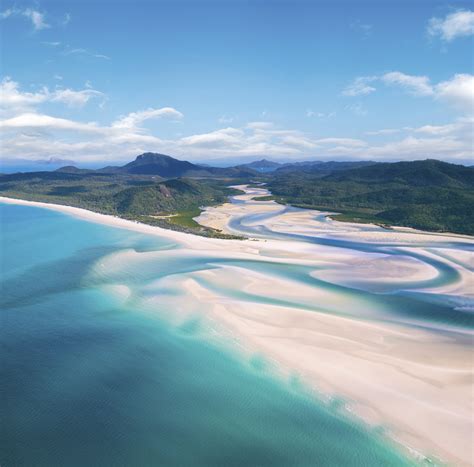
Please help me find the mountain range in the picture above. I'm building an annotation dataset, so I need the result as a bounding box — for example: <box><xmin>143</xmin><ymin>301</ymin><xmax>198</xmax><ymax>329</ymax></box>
<box><xmin>65</xmin><ymin>152</ymin><xmax>256</xmax><ymax>178</ymax></box>
<box><xmin>55</xmin><ymin>152</ymin><xmax>381</xmax><ymax>178</ymax></box>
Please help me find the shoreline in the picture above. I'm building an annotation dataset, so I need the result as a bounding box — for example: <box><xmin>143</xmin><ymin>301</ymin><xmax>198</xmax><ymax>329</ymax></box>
<box><xmin>0</xmin><ymin>196</ymin><xmax>253</xmax><ymax>252</ymax></box>
<box><xmin>2</xmin><ymin>194</ymin><xmax>473</xmax><ymax>466</ymax></box>
<box><xmin>2</xmin><ymin>194</ymin><xmax>472</xmax><ymax>244</ymax></box>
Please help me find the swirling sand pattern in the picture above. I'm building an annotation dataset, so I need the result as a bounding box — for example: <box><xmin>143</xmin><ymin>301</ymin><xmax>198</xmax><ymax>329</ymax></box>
<box><xmin>2</xmin><ymin>191</ymin><xmax>473</xmax><ymax>465</ymax></box>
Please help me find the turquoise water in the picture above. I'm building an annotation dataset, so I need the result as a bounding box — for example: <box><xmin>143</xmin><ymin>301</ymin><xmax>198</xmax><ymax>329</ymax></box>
<box><xmin>228</xmin><ymin>204</ymin><xmax>474</xmax><ymax>333</ymax></box>
<box><xmin>0</xmin><ymin>204</ymin><xmax>414</xmax><ymax>466</ymax></box>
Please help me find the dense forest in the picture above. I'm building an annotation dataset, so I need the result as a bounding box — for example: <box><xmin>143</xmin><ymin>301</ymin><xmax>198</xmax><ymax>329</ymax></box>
<box><xmin>267</xmin><ymin>160</ymin><xmax>474</xmax><ymax>235</ymax></box>
<box><xmin>0</xmin><ymin>169</ymin><xmax>243</xmax><ymax>238</ymax></box>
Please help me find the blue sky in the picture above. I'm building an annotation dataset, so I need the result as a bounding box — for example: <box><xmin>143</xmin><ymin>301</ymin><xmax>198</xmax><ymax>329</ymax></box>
<box><xmin>1</xmin><ymin>0</ymin><xmax>473</xmax><ymax>166</ymax></box>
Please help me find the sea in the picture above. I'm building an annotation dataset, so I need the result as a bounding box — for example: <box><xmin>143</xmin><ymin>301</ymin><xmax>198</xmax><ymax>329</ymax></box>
<box><xmin>1</xmin><ymin>203</ymin><xmax>419</xmax><ymax>466</ymax></box>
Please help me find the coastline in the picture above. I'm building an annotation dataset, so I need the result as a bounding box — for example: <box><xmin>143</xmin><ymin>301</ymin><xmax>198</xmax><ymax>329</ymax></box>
<box><xmin>0</xmin><ymin>196</ymin><xmax>250</xmax><ymax>252</ymax></box>
<box><xmin>2</xmin><ymin>194</ymin><xmax>473</xmax><ymax>466</ymax></box>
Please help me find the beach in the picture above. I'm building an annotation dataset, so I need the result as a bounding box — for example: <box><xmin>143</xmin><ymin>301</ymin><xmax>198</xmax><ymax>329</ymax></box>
<box><xmin>1</xmin><ymin>190</ymin><xmax>473</xmax><ymax>466</ymax></box>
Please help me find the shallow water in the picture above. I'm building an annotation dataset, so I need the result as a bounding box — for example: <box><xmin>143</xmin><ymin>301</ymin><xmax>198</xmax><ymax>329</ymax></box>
<box><xmin>224</xmin><ymin>193</ymin><xmax>474</xmax><ymax>335</ymax></box>
<box><xmin>0</xmin><ymin>204</ymin><xmax>415</xmax><ymax>466</ymax></box>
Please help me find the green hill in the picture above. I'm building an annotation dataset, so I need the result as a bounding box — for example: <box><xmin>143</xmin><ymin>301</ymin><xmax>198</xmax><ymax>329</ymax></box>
<box><xmin>113</xmin><ymin>178</ymin><xmax>233</xmax><ymax>216</ymax></box>
<box><xmin>120</xmin><ymin>153</ymin><xmax>198</xmax><ymax>176</ymax></box>
<box><xmin>267</xmin><ymin>159</ymin><xmax>474</xmax><ymax>235</ymax></box>
<box><xmin>0</xmin><ymin>170</ymin><xmax>242</xmax><ymax>238</ymax></box>
<box><xmin>326</xmin><ymin>159</ymin><xmax>474</xmax><ymax>187</ymax></box>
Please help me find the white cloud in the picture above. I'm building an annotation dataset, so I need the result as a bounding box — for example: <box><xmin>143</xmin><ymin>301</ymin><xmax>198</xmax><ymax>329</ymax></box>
<box><xmin>0</xmin><ymin>7</ymin><xmax>74</xmax><ymax>30</ymax></box>
<box><xmin>0</xmin><ymin>113</ymin><xmax>101</xmax><ymax>132</ymax></box>
<box><xmin>344</xmin><ymin>71</ymin><xmax>474</xmax><ymax>114</ymax></box>
<box><xmin>1</xmin><ymin>7</ymin><xmax>49</xmax><ymax>30</ymax></box>
<box><xmin>414</xmin><ymin>124</ymin><xmax>457</xmax><ymax>135</ymax></box>
<box><xmin>381</xmin><ymin>72</ymin><xmax>434</xmax><ymax>96</ymax></box>
<box><xmin>62</xmin><ymin>48</ymin><xmax>111</xmax><ymax>60</ymax></box>
<box><xmin>365</xmin><ymin>136</ymin><xmax>470</xmax><ymax>160</ymax></box>
<box><xmin>51</xmin><ymin>88</ymin><xmax>105</xmax><ymax>108</ymax></box>
<box><xmin>0</xmin><ymin>77</ymin><xmax>105</xmax><ymax>114</ymax></box>
<box><xmin>1</xmin><ymin>110</ymin><xmax>471</xmax><ymax>163</ymax></box>
<box><xmin>1</xmin><ymin>77</ymin><xmax>471</xmax><ymax>165</ymax></box>
<box><xmin>428</xmin><ymin>9</ymin><xmax>474</xmax><ymax>42</ymax></box>
<box><xmin>0</xmin><ymin>79</ymin><xmax>181</xmax><ymax>162</ymax></box>
<box><xmin>279</xmin><ymin>135</ymin><xmax>317</xmax><ymax>149</ymax></box>
<box><xmin>181</xmin><ymin>128</ymin><xmax>244</xmax><ymax>149</ymax></box>
<box><xmin>23</xmin><ymin>8</ymin><xmax>49</xmax><ymax>30</ymax></box>
<box><xmin>342</xmin><ymin>76</ymin><xmax>377</xmax><ymax>96</ymax></box>
<box><xmin>434</xmin><ymin>74</ymin><xmax>474</xmax><ymax>112</ymax></box>
<box><xmin>0</xmin><ymin>8</ymin><xmax>15</xmax><ymax>18</ymax></box>
<box><xmin>112</xmin><ymin>107</ymin><xmax>183</xmax><ymax>128</ymax></box>
<box><xmin>0</xmin><ymin>77</ymin><xmax>49</xmax><ymax>109</ymax></box>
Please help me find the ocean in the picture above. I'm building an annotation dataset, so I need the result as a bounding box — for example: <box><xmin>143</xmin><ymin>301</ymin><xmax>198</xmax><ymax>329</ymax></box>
<box><xmin>0</xmin><ymin>203</ymin><xmax>414</xmax><ymax>466</ymax></box>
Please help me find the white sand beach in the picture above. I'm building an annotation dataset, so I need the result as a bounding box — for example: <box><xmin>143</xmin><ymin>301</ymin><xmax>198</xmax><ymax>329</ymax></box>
<box><xmin>1</xmin><ymin>191</ymin><xmax>473</xmax><ymax>466</ymax></box>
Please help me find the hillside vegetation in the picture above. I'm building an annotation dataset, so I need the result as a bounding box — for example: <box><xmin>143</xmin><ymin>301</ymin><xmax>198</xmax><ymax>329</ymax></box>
<box><xmin>0</xmin><ymin>170</ymin><xmax>243</xmax><ymax>238</ymax></box>
<box><xmin>267</xmin><ymin>160</ymin><xmax>474</xmax><ymax>235</ymax></box>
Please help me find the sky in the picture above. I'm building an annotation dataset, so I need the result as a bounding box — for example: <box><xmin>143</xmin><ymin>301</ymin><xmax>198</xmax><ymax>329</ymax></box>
<box><xmin>0</xmin><ymin>0</ymin><xmax>473</xmax><ymax>167</ymax></box>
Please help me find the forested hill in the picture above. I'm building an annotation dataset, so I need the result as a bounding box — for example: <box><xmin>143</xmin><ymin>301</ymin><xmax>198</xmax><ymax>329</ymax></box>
<box><xmin>326</xmin><ymin>160</ymin><xmax>474</xmax><ymax>187</ymax></box>
<box><xmin>0</xmin><ymin>170</ymin><xmax>242</xmax><ymax>238</ymax></box>
<box><xmin>267</xmin><ymin>159</ymin><xmax>474</xmax><ymax>235</ymax></box>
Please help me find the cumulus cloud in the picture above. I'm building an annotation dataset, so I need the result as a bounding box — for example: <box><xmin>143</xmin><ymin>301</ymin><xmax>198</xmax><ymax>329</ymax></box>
<box><xmin>0</xmin><ymin>77</ymin><xmax>105</xmax><ymax>114</ymax></box>
<box><xmin>1</xmin><ymin>77</ymin><xmax>471</xmax><ymax>165</ymax></box>
<box><xmin>1</xmin><ymin>111</ymin><xmax>471</xmax><ymax>163</ymax></box>
<box><xmin>0</xmin><ymin>78</ymin><xmax>183</xmax><ymax>162</ymax></box>
<box><xmin>428</xmin><ymin>9</ymin><xmax>474</xmax><ymax>42</ymax></box>
<box><xmin>434</xmin><ymin>74</ymin><xmax>474</xmax><ymax>112</ymax></box>
<box><xmin>343</xmin><ymin>72</ymin><xmax>474</xmax><ymax>114</ymax></box>
<box><xmin>0</xmin><ymin>77</ymin><xmax>49</xmax><ymax>109</ymax></box>
<box><xmin>360</xmin><ymin>118</ymin><xmax>472</xmax><ymax>162</ymax></box>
